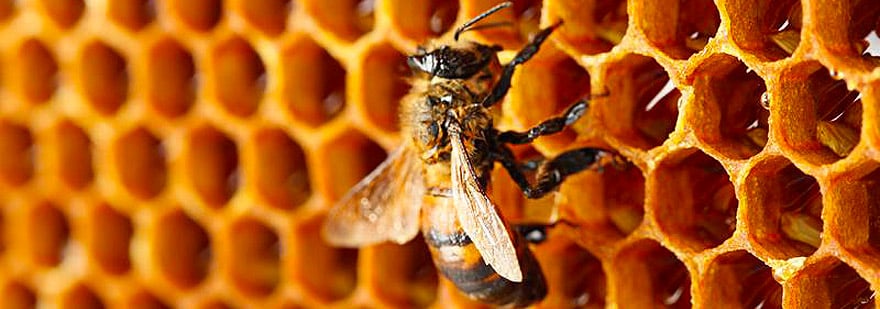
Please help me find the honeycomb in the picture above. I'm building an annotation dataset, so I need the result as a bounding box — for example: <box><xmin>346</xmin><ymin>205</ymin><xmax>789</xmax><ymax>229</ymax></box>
<box><xmin>0</xmin><ymin>0</ymin><xmax>879</xmax><ymax>308</ymax></box>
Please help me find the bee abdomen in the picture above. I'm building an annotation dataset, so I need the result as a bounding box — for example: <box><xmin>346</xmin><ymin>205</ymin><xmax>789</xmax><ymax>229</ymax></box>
<box><xmin>423</xmin><ymin>229</ymin><xmax>547</xmax><ymax>307</ymax></box>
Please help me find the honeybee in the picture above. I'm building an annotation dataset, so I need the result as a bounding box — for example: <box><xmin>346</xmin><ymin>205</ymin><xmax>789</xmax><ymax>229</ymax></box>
<box><xmin>322</xmin><ymin>2</ymin><xmax>619</xmax><ymax>307</ymax></box>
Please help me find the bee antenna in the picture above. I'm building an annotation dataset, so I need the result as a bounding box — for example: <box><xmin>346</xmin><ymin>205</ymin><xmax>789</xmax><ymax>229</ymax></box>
<box><xmin>454</xmin><ymin>1</ymin><xmax>513</xmax><ymax>41</ymax></box>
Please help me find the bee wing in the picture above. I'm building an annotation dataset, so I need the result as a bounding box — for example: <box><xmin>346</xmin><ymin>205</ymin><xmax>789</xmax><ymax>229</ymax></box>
<box><xmin>322</xmin><ymin>145</ymin><xmax>426</xmax><ymax>247</ymax></box>
<box><xmin>448</xmin><ymin>122</ymin><xmax>523</xmax><ymax>283</ymax></box>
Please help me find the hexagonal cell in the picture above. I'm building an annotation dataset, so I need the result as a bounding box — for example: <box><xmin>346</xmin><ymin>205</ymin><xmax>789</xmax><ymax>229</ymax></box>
<box><xmin>603</xmin><ymin>54</ymin><xmax>680</xmax><ymax>150</ymax></box>
<box><xmin>290</xmin><ymin>216</ymin><xmax>357</xmax><ymax>301</ymax></box>
<box><xmin>301</xmin><ymin>0</ymin><xmax>374</xmax><ymax>42</ymax></box>
<box><xmin>700</xmin><ymin>251</ymin><xmax>782</xmax><ymax>308</ymax></box>
<box><xmin>183</xmin><ymin>126</ymin><xmax>239</xmax><ymax>207</ymax></box>
<box><xmin>250</xmin><ymin>128</ymin><xmax>310</xmax><ymax>210</ymax></box>
<box><xmin>280</xmin><ymin>36</ymin><xmax>346</xmax><ymax>127</ymax></box>
<box><xmin>88</xmin><ymin>203</ymin><xmax>133</xmax><ymax>275</ymax></box>
<box><xmin>564</xmin><ymin>160</ymin><xmax>646</xmax><ymax>238</ymax></box>
<box><xmin>612</xmin><ymin>240</ymin><xmax>692</xmax><ymax>308</ymax></box>
<box><xmin>109</xmin><ymin>0</ymin><xmax>156</xmax><ymax>31</ymax></box>
<box><xmin>725</xmin><ymin>0</ymin><xmax>801</xmax><ymax>61</ymax></box>
<box><xmin>79</xmin><ymin>41</ymin><xmax>130</xmax><ymax>115</ymax></box>
<box><xmin>60</xmin><ymin>284</ymin><xmax>105</xmax><ymax>309</ymax></box>
<box><xmin>691</xmin><ymin>55</ymin><xmax>769</xmax><ymax>159</ymax></box>
<box><xmin>355</xmin><ymin>44</ymin><xmax>410</xmax><ymax>132</ymax></box>
<box><xmin>776</xmin><ymin>63</ymin><xmax>863</xmax><ymax>165</ymax></box>
<box><xmin>211</xmin><ymin>37</ymin><xmax>266</xmax><ymax>118</ymax></box>
<box><xmin>112</xmin><ymin>127</ymin><xmax>167</xmax><ymax>199</ymax></box>
<box><xmin>0</xmin><ymin>121</ymin><xmax>33</xmax><ymax>186</ymax></box>
<box><xmin>789</xmin><ymin>259</ymin><xmax>875</xmax><ymax>308</ymax></box>
<box><xmin>238</xmin><ymin>0</ymin><xmax>291</xmax><ymax>36</ymax></box>
<box><xmin>743</xmin><ymin>158</ymin><xmax>823</xmax><ymax>259</ymax></box>
<box><xmin>1</xmin><ymin>281</ymin><xmax>36</xmax><ymax>309</ymax></box>
<box><xmin>170</xmin><ymin>0</ymin><xmax>222</xmax><ymax>32</ymax></box>
<box><xmin>654</xmin><ymin>150</ymin><xmax>738</xmax><ymax>250</ymax></box>
<box><xmin>366</xmin><ymin>237</ymin><xmax>437</xmax><ymax>308</ymax></box>
<box><xmin>849</xmin><ymin>0</ymin><xmax>880</xmax><ymax>57</ymax></box>
<box><xmin>127</xmin><ymin>291</ymin><xmax>170</xmax><ymax>309</ymax></box>
<box><xmin>832</xmin><ymin>168</ymin><xmax>880</xmax><ymax>258</ymax></box>
<box><xmin>546</xmin><ymin>0</ymin><xmax>629</xmax><ymax>55</ymax></box>
<box><xmin>15</xmin><ymin>38</ymin><xmax>58</xmax><ymax>104</ymax></box>
<box><xmin>154</xmin><ymin>209</ymin><xmax>212</xmax><ymax>289</ymax></box>
<box><xmin>317</xmin><ymin>130</ymin><xmax>386</xmax><ymax>201</ymax></box>
<box><xmin>39</xmin><ymin>0</ymin><xmax>84</xmax><ymax>29</ymax></box>
<box><xmin>227</xmin><ymin>217</ymin><xmax>280</xmax><ymax>297</ymax></box>
<box><xmin>51</xmin><ymin>120</ymin><xmax>93</xmax><ymax>190</ymax></box>
<box><xmin>146</xmin><ymin>38</ymin><xmax>196</xmax><ymax>118</ymax></box>
<box><xmin>27</xmin><ymin>202</ymin><xmax>69</xmax><ymax>267</ymax></box>
<box><xmin>535</xmin><ymin>238</ymin><xmax>607</xmax><ymax>308</ymax></box>
<box><xmin>386</xmin><ymin>0</ymin><xmax>459</xmax><ymax>41</ymax></box>
<box><xmin>505</xmin><ymin>56</ymin><xmax>591</xmax><ymax>149</ymax></box>
<box><xmin>633</xmin><ymin>0</ymin><xmax>720</xmax><ymax>59</ymax></box>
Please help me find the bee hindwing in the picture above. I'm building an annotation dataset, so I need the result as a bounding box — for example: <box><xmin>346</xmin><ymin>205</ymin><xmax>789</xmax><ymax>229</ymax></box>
<box><xmin>322</xmin><ymin>146</ymin><xmax>426</xmax><ymax>247</ymax></box>
<box><xmin>448</xmin><ymin>121</ymin><xmax>523</xmax><ymax>282</ymax></box>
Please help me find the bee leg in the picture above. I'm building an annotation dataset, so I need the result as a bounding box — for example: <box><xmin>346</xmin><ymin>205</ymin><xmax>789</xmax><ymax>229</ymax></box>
<box><xmin>497</xmin><ymin>100</ymin><xmax>587</xmax><ymax>144</ymax></box>
<box><xmin>496</xmin><ymin>146</ymin><xmax>619</xmax><ymax>199</ymax></box>
<box><xmin>513</xmin><ymin>220</ymin><xmax>577</xmax><ymax>244</ymax></box>
<box><xmin>481</xmin><ymin>21</ymin><xmax>563</xmax><ymax>108</ymax></box>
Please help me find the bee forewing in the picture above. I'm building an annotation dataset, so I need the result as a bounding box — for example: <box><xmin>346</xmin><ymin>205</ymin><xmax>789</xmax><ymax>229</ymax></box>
<box><xmin>448</xmin><ymin>123</ymin><xmax>523</xmax><ymax>283</ymax></box>
<box><xmin>321</xmin><ymin>145</ymin><xmax>426</xmax><ymax>247</ymax></box>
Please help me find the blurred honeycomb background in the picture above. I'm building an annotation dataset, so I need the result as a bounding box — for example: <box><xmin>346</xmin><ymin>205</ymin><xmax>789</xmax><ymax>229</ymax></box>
<box><xmin>0</xmin><ymin>0</ymin><xmax>879</xmax><ymax>308</ymax></box>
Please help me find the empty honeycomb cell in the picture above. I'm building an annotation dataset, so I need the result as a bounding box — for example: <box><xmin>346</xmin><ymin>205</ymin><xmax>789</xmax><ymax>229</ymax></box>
<box><xmin>563</xmin><ymin>161</ymin><xmax>646</xmax><ymax>237</ymax></box>
<box><xmin>776</xmin><ymin>63</ymin><xmax>863</xmax><ymax>164</ymax></box>
<box><xmin>127</xmin><ymin>291</ymin><xmax>170</xmax><ymax>309</ymax></box>
<box><xmin>612</xmin><ymin>239</ymin><xmax>692</xmax><ymax>308</ymax></box>
<box><xmin>535</xmin><ymin>236</ymin><xmax>607</xmax><ymax>308</ymax></box>
<box><xmin>60</xmin><ymin>284</ymin><xmax>104</xmax><ymax>309</ymax></box>
<box><xmin>0</xmin><ymin>121</ymin><xmax>33</xmax><ymax>186</ymax></box>
<box><xmin>108</xmin><ymin>0</ymin><xmax>155</xmax><ymax>32</ymax></box>
<box><xmin>112</xmin><ymin>127</ymin><xmax>166</xmax><ymax>199</ymax></box>
<box><xmin>211</xmin><ymin>37</ymin><xmax>266</xmax><ymax>118</ymax></box>
<box><xmin>602</xmin><ymin>54</ymin><xmax>679</xmax><ymax>150</ymax></box>
<box><xmin>355</xmin><ymin>43</ymin><xmax>410</xmax><ymax>132</ymax></box>
<box><xmin>743</xmin><ymin>158</ymin><xmax>823</xmax><ymax>259</ymax></box>
<box><xmin>633</xmin><ymin>0</ymin><xmax>720</xmax><ymax>59</ymax></box>
<box><xmin>506</xmin><ymin>56</ymin><xmax>590</xmax><ymax>149</ymax></box>
<box><xmin>153</xmin><ymin>209</ymin><xmax>211</xmax><ymax>290</ymax></box>
<box><xmin>26</xmin><ymin>202</ymin><xmax>69</xmax><ymax>267</ymax></box>
<box><xmin>691</xmin><ymin>55</ymin><xmax>769</xmax><ymax>159</ymax></box>
<box><xmin>79</xmin><ymin>41</ymin><xmax>129</xmax><ymax>115</ymax></box>
<box><xmin>849</xmin><ymin>0</ymin><xmax>880</xmax><ymax>54</ymax></box>
<box><xmin>386</xmin><ymin>0</ymin><xmax>458</xmax><ymax>42</ymax></box>
<box><xmin>236</xmin><ymin>0</ymin><xmax>290</xmax><ymax>36</ymax></box>
<box><xmin>300</xmin><ymin>0</ymin><xmax>374</xmax><ymax>42</ymax></box>
<box><xmin>16</xmin><ymin>39</ymin><xmax>58</xmax><ymax>104</ymax></box>
<box><xmin>170</xmin><ymin>0</ymin><xmax>222</xmax><ymax>32</ymax></box>
<box><xmin>250</xmin><ymin>128</ymin><xmax>310</xmax><ymax>210</ymax></box>
<box><xmin>829</xmin><ymin>168</ymin><xmax>880</xmax><ymax>259</ymax></box>
<box><xmin>146</xmin><ymin>38</ymin><xmax>196</xmax><ymax>118</ymax></box>
<box><xmin>317</xmin><ymin>130</ymin><xmax>385</xmax><ymax>201</ymax></box>
<box><xmin>545</xmin><ymin>0</ymin><xmax>628</xmax><ymax>55</ymax></box>
<box><xmin>51</xmin><ymin>120</ymin><xmax>93</xmax><ymax>190</ymax></box>
<box><xmin>654</xmin><ymin>150</ymin><xmax>738</xmax><ymax>250</ymax></box>
<box><xmin>810</xmin><ymin>0</ymin><xmax>880</xmax><ymax>57</ymax></box>
<box><xmin>365</xmin><ymin>238</ymin><xmax>437</xmax><ymax>308</ymax></box>
<box><xmin>39</xmin><ymin>0</ymin><xmax>84</xmax><ymax>29</ymax></box>
<box><xmin>280</xmin><ymin>36</ymin><xmax>347</xmax><ymax>127</ymax></box>
<box><xmin>699</xmin><ymin>251</ymin><xmax>782</xmax><ymax>308</ymax></box>
<box><xmin>2</xmin><ymin>281</ymin><xmax>36</xmax><ymax>309</ymax></box>
<box><xmin>88</xmin><ymin>203</ymin><xmax>132</xmax><ymax>275</ymax></box>
<box><xmin>788</xmin><ymin>259</ymin><xmax>875</xmax><ymax>308</ymax></box>
<box><xmin>226</xmin><ymin>217</ymin><xmax>280</xmax><ymax>297</ymax></box>
<box><xmin>290</xmin><ymin>216</ymin><xmax>357</xmax><ymax>302</ymax></box>
<box><xmin>725</xmin><ymin>0</ymin><xmax>801</xmax><ymax>61</ymax></box>
<box><xmin>183</xmin><ymin>126</ymin><xmax>239</xmax><ymax>207</ymax></box>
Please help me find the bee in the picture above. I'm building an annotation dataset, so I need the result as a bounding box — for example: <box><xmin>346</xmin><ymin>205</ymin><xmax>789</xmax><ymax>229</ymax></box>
<box><xmin>322</xmin><ymin>2</ymin><xmax>619</xmax><ymax>307</ymax></box>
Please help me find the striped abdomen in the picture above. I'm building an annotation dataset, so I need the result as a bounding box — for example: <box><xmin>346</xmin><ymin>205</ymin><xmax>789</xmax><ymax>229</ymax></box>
<box><xmin>420</xmin><ymin>195</ymin><xmax>547</xmax><ymax>307</ymax></box>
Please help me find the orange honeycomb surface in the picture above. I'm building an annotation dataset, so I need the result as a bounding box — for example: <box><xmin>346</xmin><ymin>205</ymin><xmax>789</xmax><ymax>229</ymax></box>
<box><xmin>0</xmin><ymin>0</ymin><xmax>879</xmax><ymax>308</ymax></box>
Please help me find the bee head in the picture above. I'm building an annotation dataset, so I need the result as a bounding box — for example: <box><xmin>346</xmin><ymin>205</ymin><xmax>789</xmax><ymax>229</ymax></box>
<box><xmin>407</xmin><ymin>44</ymin><xmax>501</xmax><ymax>79</ymax></box>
